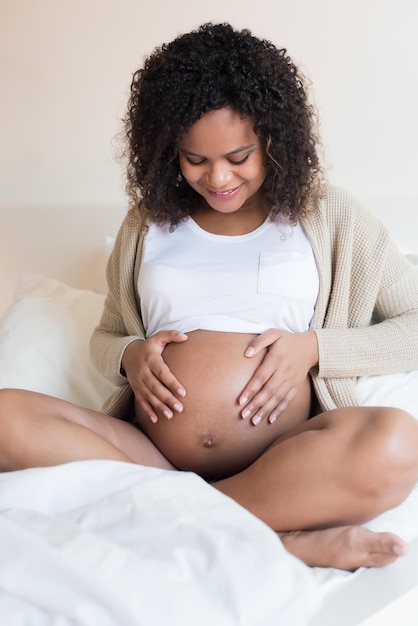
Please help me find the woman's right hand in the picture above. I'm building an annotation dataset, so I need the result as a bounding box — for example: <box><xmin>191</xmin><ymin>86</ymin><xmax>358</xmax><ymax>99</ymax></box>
<box><xmin>121</xmin><ymin>331</ymin><xmax>188</xmax><ymax>423</ymax></box>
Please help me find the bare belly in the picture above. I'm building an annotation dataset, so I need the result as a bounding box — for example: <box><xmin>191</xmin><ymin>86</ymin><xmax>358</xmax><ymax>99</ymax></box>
<box><xmin>134</xmin><ymin>330</ymin><xmax>312</xmax><ymax>481</ymax></box>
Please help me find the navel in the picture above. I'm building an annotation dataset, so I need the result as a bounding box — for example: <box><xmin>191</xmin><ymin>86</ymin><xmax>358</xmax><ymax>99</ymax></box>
<box><xmin>202</xmin><ymin>435</ymin><xmax>216</xmax><ymax>449</ymax></box>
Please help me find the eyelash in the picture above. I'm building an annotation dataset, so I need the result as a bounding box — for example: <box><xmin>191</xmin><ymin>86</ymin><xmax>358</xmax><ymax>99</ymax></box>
<box><xmin>186</xmin><ymin>154</ymin><xmax>250</xmax><ymax>166</ymax></box>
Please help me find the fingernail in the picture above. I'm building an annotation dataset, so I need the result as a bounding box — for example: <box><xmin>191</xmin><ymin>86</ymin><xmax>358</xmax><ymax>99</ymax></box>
<box><xmin>163</xmin><ymin>410</ymin><xmax>173</xmax><ymax>419</ymax></box>
<box><xmin>173</xmin><ymin>403</ymin><xmax>183</xmax><ymax>413</ymax></box>
<box><xmin>239</xmin><ymin>395</ymin><xmax>248</xmax><ymax>407</ymax></box>
<box><xmin>268</xmin><ymin>414</ymin><xmax>277</xmax><ymax>424</ymax></box>
<box><xmin>252</xmin><ymin>415</ymin><xmax>262</xmax><ymax>426</ymax></box>
<box><xmin>242</xmin><ymin>409</ymin><xmax>251</xmax><ymax>419</ymax></box>
<box><xmin>245</xmin><ymin>347</ymin><xmax>255</xmax><ymax>357</ymax></box>
<box><xmin>177</xmin><ymin>388</ymin><xmax>186</xmax><ymax>397</ymax></box>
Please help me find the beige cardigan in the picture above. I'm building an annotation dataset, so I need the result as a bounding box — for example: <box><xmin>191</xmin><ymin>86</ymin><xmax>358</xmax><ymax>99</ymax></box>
<box><xmin>90</xmin><ymin>185</ymin><xmax>418</xmax><ymax>420</ymax></box>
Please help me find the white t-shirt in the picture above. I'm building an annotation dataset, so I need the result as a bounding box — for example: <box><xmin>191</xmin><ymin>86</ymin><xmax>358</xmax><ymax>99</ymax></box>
<box><xmin>138</xmin><ymin>216</ymin><xmax>319</xmax><ymax>337</ymax></box>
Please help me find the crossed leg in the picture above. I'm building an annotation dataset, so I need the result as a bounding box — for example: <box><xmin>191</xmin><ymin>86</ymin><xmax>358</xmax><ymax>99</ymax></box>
<box><xmin>0</xmin><ymin>388</ymin><xmax>174</xmax><ymax>471</ymax></box>
<box><xmin>215</xmin><ymin>406</ymin><xmax>418</xmax><ymax>568</ymax></box>
<box><xmin>1</xmin><ymin>388</ymin><xmax>417</xmax><ymax>569</ymax></box>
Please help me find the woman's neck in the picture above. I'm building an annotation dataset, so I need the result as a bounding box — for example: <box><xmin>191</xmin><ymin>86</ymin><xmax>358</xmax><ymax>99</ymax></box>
<box><xmin>192</xmin><ymin>203</ymin><xmax>268</xmax><ymax>236</ymax></box>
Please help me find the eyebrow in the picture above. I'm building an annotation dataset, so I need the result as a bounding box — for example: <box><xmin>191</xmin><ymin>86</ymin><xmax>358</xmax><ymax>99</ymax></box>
<box><xmin>179</xmin><ymin>144</ymin><xmax>256</xmax><ymax>158</ymax></box>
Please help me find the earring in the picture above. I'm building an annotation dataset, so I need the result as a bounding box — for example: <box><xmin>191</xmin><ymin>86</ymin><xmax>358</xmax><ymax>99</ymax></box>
<box><xmin>176</xmin><ymin>171</ymin><xmax>183</xmax><ymax>187</ymax></box>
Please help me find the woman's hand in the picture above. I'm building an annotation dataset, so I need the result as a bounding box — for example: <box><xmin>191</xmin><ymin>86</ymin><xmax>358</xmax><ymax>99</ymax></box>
<box><xmin>239</xmin><ymin>329</ymin><xmax>318</xmax><ymax>426</ymax></box>
<box><xmin>121</xmin><ymin>331</ymin><xmax>188</xmax><ymax>424</ymax></box>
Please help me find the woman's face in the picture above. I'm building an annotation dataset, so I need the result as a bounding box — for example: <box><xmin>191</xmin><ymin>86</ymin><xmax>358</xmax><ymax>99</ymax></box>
<box><xmin>178</xmin><ymin>108</ymin><xmax>267</xmax><ymax>217</ymax></box>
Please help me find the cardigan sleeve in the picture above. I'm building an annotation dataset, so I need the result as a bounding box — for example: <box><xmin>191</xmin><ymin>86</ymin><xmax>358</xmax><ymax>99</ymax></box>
<box><xmin>89</xmin><ymin>208</ymin><xmax>146</xmax><ymax>387</ymax></box>
<box><xmin>313</xmin><ymin>191</ymin><xmax>418</xmax><ymax>378</ymax></box>
<box><xmin>316</xmin><ymin>265</ymin><xmax>418</xmax><ymax>377</ymax></box>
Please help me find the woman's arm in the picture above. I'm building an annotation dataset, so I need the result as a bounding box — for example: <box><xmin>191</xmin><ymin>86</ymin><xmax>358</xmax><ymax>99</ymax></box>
<box><xmin>90</xmin><ymin>208</ymin><xmax>146</xmax><ymax>387</ymax></box>
<box><xmin>239</xmin><ymin>186</ymin><xmax>418</xmax><ymax>423</ymax></box>
<box><xmin>314</xmin><ymin>193</ymin><xmax>418</xmax><ymax>378</ymax></box>
<box><xmin>89</xmin><ymin>207</ymin><xmax>188</xmax><ymax>421</ymax></box>
<box><xmin>315</xmin><ymin>254</ymin><xmax>418</xmax><ymax>378</ymax></box>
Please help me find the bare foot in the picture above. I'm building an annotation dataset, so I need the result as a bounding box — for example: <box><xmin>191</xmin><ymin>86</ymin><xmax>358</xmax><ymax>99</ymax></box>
<box><xmin>279</xmin><ymin>525</ymin><xmax>409</xmax><ymax>570</ymax></box>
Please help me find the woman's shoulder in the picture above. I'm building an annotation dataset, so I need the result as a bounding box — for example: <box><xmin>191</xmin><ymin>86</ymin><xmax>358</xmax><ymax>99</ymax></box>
<box><xmin>122</xmin><ymin>203</ymin><xmax>150</xmax><ymax>230</ymax></box>
<box><xmin>319</xmin><ymin>184</ymin><xmax>368</xmax><ymax>215</ymax></box>
<box><xmin>314</xmin><ymin>183</ymin><xmax>385</xmax><ymax>231</ymax></box>
<box><xmin>107</xmin><ymin>204</ymin><xmax>151</xmax><ymax>273</ymax></box>
<box><xmin>301</xmin><ymin>183</ymin><xmax>361</xmax><ymax>230</ymax></box>
<box><xmin>114</xmin><ymin>203</ymin><xmax>150</xmax><ymax>243</ymax></box>
<box><xmin>301</xmin><ymin>183</ymin><xmax>391</xmax><ymax>255</ymax></box>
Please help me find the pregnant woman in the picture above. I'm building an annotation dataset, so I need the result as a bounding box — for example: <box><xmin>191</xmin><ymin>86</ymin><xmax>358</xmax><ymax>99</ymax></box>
<box><xmin>2</xmin><ymin>23</ymin><xmax>418</xmax><ymax>571</ymax></box>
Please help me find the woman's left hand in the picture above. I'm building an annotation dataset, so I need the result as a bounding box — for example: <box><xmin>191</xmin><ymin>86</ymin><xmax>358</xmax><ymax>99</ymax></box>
<box><xmin>239</xmin><ymin>329</ymin><xmax>318</xmax><ymax>425</ymax></box>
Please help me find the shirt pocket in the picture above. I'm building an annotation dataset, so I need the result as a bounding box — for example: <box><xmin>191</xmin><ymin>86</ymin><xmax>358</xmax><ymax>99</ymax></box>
<box><xmin>257</xmin><ymin>252</ymin><xmax>314</xmax><ymax>301</ymax></box>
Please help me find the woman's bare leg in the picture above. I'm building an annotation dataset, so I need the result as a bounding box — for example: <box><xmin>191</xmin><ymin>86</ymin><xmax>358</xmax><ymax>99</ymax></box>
<box><xmin>214</xmin><ymin>406</ymin><xmax>418</xmax><ymax>569</ymax></box>
<box><xmin>0</xmin><ymin>388</ymin><xmax>175</xmax><ymax>471</ymax></box>
<box><xmin>2</xmin><ymin>390</ymin><xmax>417</xmax><ymax>569</ymax></box>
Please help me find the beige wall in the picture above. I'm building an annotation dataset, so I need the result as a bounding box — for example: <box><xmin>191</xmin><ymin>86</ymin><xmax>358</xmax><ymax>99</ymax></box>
<box><xmin>1</xmin><ymin>0</ymin><xmax>417</xmax><ymax>211</ymax></box>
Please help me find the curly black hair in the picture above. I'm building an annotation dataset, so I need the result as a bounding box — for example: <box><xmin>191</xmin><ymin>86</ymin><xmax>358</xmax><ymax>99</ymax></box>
<box><xmin>123</xmin><ymin>22</ymin><xmax>323</xmax><ymax>226</ymax></box>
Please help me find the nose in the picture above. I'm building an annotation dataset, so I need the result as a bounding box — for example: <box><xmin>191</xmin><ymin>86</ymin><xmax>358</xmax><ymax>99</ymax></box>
<box><xmin>205</xmin><ymin>161</ymin><xmax>233</xmax><ymax>188</ymax></box>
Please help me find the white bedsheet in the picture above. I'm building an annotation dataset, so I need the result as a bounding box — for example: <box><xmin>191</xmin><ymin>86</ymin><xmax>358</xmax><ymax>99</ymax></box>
<box><xmin>0</xmin><ymin>460</ymin><xmax>321</xmax><ymax>626</ymax></box>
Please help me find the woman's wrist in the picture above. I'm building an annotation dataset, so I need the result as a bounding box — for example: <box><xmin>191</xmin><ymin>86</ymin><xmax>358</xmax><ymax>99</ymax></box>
<box><xmin>120</xmin><ymin>339</ymin><xmax>142</xmax><ymax>377</ymax></box>
<box><xmin>306</xmin><ymin>331</ymin><xmax>319</xmax><ymax>368</ymax></box>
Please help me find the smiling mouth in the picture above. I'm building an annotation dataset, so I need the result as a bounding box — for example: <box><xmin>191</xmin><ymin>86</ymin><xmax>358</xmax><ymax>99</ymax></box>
<box><xmin>207</xmin><ymin>185</ymin><xmax>242</xmax><ymax>198</ymax></box>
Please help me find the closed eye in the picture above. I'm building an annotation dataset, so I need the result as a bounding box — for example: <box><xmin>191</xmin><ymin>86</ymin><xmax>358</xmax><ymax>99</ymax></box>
<box><xmin>185</xmin><ymin>153</ymin><xmax>250</xmax><ymax>166</ymax></box>
<box><xmin>228</xmin><ymin>154</ymin><xmax>250</xmax><ymax>165</ymax></box>
<box><xmin>185</xmin><ymin>156</ymin><xmax>206</xmax><ymax>166</ymax></box>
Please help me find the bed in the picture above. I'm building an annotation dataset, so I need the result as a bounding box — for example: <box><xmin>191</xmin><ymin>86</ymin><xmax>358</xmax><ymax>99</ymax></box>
<box><xmin>1</xmin><ymin>203</ymin><xmax>418</xmax><ymax>625</ymax></box>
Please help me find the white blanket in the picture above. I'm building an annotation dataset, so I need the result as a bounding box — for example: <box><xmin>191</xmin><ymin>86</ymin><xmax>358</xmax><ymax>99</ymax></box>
<box><xmin>1</xmin><ymin>271</ymin><xmax>418</xmax><ymax>624</ymax></box>
<box><xmin>0</xmin><ymin>461</ymin><xmax>320</xmax><ymax>626</ymax></box>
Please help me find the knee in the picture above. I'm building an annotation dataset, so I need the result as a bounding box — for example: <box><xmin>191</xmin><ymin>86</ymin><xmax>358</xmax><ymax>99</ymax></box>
<box><xmin>357</xmin><ymin>407</ymin><xmax>418</xmax><ymax>494</ymax></box>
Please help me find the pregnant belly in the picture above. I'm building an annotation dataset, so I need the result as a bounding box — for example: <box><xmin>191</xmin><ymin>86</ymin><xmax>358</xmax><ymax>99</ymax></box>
<box><xmin>134</xmin><ymin>330</ymin><xmax>312</xmax><ymax>481</ymax></box>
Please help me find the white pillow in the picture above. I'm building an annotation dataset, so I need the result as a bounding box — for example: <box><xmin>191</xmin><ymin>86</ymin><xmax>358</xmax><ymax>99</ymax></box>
<box><xmin>357</xmin><ymin>371</ymin><xmax>418</xmax><ymax>418</ymax></box>
<box><xmin>0</xmin><ymin>273</ymin><xmax>115</xmax><ymax>410</ymax></box>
